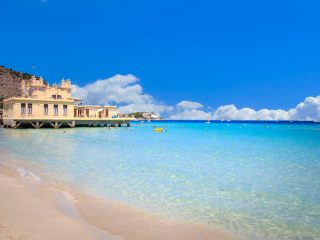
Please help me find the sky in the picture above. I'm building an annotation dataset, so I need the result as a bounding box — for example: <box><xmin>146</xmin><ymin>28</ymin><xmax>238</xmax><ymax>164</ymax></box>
<box><xmin>0</xmin><ymin>0</ymin><xmax>320</xmax><ymax>120</ymax></box>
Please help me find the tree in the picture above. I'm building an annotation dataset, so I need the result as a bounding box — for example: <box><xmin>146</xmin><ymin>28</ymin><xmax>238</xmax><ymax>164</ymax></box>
<box><xmin>130</xmin><ymin>112</ymin><xmax>143</xmax><ymax>118</ymax></box>
<box><xmin>0</xmin><ymin>96</ymin><xmax>4</xmax><ymax>109</ymax></box>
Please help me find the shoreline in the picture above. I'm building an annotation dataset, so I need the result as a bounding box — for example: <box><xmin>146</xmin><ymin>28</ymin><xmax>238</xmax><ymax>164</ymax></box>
<box><xmin>0</xmin><ymin>160</ymin><xmax>235</xmax><ymax>240</ymax></box>
<box><xmin>0</xmin><ymin>170</ymin><xmax>121</xmax><ymax>240</ymax></box>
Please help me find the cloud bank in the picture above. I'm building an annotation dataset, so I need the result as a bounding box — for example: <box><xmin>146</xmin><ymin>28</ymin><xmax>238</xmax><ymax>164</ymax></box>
<box><xmin>72</xmin><ymin>74</ymin><xmax>173</xmax><ymax>114</ymax></box>
<box><xmin>212</xmin><ymin>96</ymin><xmax>320</xmax><ymax>121</ymax></box>
<box><xmin>212</xmin><ymin>105</ymin><xmax>289</xmax><ymax>121</ymax></box>
<box><xmin>169</xmin><ymin>101</ymin><xmax>212</xmax><ymax>120</ymax></box>
<box><xmin>72</xmin><ymin>74</ymin><xmax>320</xmax><ymax>121</ymax></box>
<box><xmin>288</xmin><ymin>96</ymin><xmax>320</xmax><ymax>121</ymax></box>
<box><xmin>176</xmin><ymin>101</ymin><xmax>203</xmax><ymax>110</ymax></box>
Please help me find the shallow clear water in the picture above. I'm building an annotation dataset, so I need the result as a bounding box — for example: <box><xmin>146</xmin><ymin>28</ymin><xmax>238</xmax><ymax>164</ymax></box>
<box><xmin>1</xmin><ymin>121</ymin><xmax>320</xmax><ymax>239</ymax></box>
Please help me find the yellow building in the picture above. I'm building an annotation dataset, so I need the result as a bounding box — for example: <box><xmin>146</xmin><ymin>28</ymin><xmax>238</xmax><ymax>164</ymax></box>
<box><xmin>1</xmin><ymin>76</ymin><xmax>131</xmax><ymax>128</ymax></box>
<box><xmin>75</xmin><ymin>105</ymin><xmax>118</xmax><ymax>119</ymax></box>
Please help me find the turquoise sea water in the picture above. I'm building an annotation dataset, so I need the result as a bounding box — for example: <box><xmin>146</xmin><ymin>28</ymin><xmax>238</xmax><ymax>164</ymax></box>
<box><xmin>1</xmin><ymin>121</ymin><xmax>320</xmax><ymax>239</ymax></box>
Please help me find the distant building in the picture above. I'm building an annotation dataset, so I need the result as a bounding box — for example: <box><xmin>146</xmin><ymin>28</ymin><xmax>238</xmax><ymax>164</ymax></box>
<box><xmin>142</xmin><ymin>112</ymin><xmax>161</xmax><ymax>120</ymax></box>
<box><xmin>118</xmin><ymin>113</ymin><xmax>129</xmax><ymax>118</ymax></box>
<box><xmin>1</xmin><ymin>77</ymin><xmax>131</xmax><ymax>128</ymax></box>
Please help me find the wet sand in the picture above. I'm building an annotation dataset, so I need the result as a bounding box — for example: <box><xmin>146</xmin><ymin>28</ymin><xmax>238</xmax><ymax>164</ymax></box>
<box><xmin>0</xmin><ymin>172</ymin><xmax>121</xmax><ymax>240</ymax></box>
<box><xmin>0</xmin><ymin>165</ymin><xmax>235</xmax><ymax>240</ymax></box>
<box><xmin>76</xmin><ymin>195</ymin><xmax>235</xmax><ymax>240</ymax></box>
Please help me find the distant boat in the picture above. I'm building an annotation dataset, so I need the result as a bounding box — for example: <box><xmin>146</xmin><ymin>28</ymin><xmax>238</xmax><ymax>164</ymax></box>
<box><xmin>205</xmin><ymin>119</ymin><xmax>211</xmax><ymax>124</ymax></box>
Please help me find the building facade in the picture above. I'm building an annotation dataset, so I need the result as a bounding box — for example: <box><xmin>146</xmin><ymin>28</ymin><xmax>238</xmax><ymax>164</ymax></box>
<box><xmin>75</xmin><ymin>105</ymin><xmax>118</xmax><ymax>119</ymax></box>
<box><xmin>1</xmin><ymin>77</ymin><xmax>131</xmax><ymax>128</ymax></box>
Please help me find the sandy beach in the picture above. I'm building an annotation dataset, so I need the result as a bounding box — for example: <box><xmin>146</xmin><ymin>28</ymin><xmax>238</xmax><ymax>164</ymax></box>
<box><xmin>0</xmin><ymin>167</ymin><xmax>234</xmax><ymax>240</ymax></box>
<box><xmin>0</xmin><ymin>171</ymin><xmax>121</xmax><ymax>240</ymax></box>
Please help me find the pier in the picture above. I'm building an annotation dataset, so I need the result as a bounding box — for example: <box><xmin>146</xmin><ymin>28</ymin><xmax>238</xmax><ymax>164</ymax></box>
<box><xmin>0</xmin><ymin>77</ymin><xmax>133</xmax><ymax>129</ymax></box>
<box><xmin>2</xmin><ymin>118</ymin><xmax>131</xmax><ymax>129</ymax></box>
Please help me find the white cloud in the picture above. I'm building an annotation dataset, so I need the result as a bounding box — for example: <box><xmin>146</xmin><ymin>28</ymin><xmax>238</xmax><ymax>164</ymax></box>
<box><xmin>176</xmin><ymin>101</ymin><xmax>203</xmax><ymax>110</ymax></box>
<box><xmin>72</xmin><ymin>74</ymin><xmax>147</xmax><ymax>105</ymax></box>
<box><xmin>72</xmin><ymin>74</ymin><xmax>173</xmax><ymax>114</ymax></box>
<box><xmin>212</xmin><ymin>105</ymin><xmax>288</xmax><ymax>121</ymax></box>
<box><xmin>118</xmin><ymin>103</ymin><xmax>174</xmax><ymax>114</ymax></box>
<box><xmin>255</xmin><ymin>109</ymin><xmax>289</xmax><ymax>121</ymax></box>
<box><xmin>169</xmin><ymin>109</ymin><xmax>212</xmax><ymax>120</ymax></box>
<box><xmin>213</xmin><ymin>105</ymin><xmax>255</xmax><ymax>120</ymax></box>
<box><xmin>288</xmin><ymin>96</ymin><xmax>320</xmax><ymax>121</ymax></box>
<box><xmin>213</xmin><ymin>96</ymin><xmax>320</xmax><ymax>121</ymax></box>
<box><xmin>72</xmin><ymin>74</ymin><xmax>319</xmax><ymax>121</ymax></box>
<box><xmin>170</xmin><ymin>100</ymin><xmax>211</xmax><ymax>120</ymax></box>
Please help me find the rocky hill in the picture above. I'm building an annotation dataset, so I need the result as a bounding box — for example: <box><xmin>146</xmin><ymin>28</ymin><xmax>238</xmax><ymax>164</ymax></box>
<box><xmin>0</xmin><ymin>65</ymin><xmax>46</xmax><ymax>100</ymax></box>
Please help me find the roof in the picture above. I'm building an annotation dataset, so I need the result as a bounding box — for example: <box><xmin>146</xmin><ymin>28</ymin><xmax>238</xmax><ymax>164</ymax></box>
<box><xmin>75</xmin><ymin>105</ymin><xmax>117</xmax><ymax>109</ymax></box>
<box><xmin>3</xmin><ymin>97</ymin><xmax>75</xmax><ymax>103</ymax></box>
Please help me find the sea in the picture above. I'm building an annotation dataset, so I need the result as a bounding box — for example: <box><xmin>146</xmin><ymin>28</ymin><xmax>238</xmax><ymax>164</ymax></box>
<box><xmin>0</xmin><ymin>120</ymin><xmax>320</xmax><ymax>239</ymax></box>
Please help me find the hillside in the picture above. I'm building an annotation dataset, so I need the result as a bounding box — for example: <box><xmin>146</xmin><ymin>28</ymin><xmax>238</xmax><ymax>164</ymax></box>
<box><xmin>0</xmin><ymin>65</ymin><xmax>46</xmax><ymax>100</ymax></box>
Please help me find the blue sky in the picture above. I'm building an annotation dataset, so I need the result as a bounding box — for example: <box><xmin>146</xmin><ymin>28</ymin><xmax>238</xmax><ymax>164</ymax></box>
<box><xmin>1</xmin><ymin>0</ymin><xmax>320</xmax><ymax>119</ymax></box>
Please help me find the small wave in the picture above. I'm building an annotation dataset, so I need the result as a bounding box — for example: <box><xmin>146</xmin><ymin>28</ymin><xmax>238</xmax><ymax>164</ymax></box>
<box><xmin>16</xmin><ymin>167</ymin><xmax>41</xmax><ymax>181</ymax></box>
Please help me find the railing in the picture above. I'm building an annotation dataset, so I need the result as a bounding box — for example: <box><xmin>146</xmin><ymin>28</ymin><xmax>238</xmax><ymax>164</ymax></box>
<box><xmin>74</xmin><ymin>115</ymin><xmax>119</xmax><ymax>119</ymax></box>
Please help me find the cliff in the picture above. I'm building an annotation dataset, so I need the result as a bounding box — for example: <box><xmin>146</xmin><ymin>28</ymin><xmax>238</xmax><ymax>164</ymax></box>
<box><xmin>0</xmin><ymin>65</ymin><xmax>47</xmax><ymax>100</ymax></box>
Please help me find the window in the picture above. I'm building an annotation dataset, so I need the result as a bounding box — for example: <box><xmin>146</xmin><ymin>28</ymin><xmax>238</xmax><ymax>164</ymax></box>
<box><xmin>21</xmin><ymin>103</ymin><xmax>26</xmax><ymax>115</ymax></box>
<box><xmin>27</xmin><ymin>103</ymin><xmax>32</xmax><ymax>115</ymax></box>
<box><xmin>51</xmin><ymin>95</ymin><xmax>62</xmax><ymax>99</ymax></box>
<box><xmin>63</xmin><ymin>105</ymin><xmax>68</xmax><ymax>116</ymax></box>
<box><xmin>54</xmin><ymin>105</ymin><xmax>58</xmax><ymax>116</ymax></box>
<box><xmin>44</xmin><ymin>104</ymin><xmax>48</xmax><ymax>115</ymax></box>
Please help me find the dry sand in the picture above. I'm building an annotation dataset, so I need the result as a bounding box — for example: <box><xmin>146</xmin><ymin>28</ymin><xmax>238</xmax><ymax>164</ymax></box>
<box><xmin>0</xmin><ymin>172</ymin><xmax>121</xmax><ymax>240</ymax></box>
<box><xmin>0</xmin><ymin>169</ymin><xmax>235</xmax><ymax>240</ymax></box>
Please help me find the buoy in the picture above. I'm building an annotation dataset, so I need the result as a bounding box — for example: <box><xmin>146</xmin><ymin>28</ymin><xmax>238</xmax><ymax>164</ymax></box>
<box><xmin>154</xmin><ymin>127</ymin><xmax>164</xmax><ymax>132</ymax></box>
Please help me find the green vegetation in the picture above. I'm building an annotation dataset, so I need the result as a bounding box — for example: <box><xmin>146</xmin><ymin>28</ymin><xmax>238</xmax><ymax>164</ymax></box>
<box><xmin>22</xmin><ymin>73</ymin><xmax>33</xmax><ymax>79</ymax></box>
<box><xmin>0</xmin><ymin>65</ymin><xmax>48</xmax><ymax>85</ymax></box>
<box><xmin>130</xmin><ymin>112</ymin><xmax>143</xmax><ymax>118</ymax></box>
<box><xmin>0</xmin><ymin>96</ymin><xmax>4</xmax><ymax>109</ymax></box>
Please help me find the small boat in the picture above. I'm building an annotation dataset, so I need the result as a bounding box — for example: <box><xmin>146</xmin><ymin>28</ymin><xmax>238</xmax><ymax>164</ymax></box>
<box><xmin>154</xmin><ymin>127</ymin><xmax>164</xmax><ymax>132</ymax></box>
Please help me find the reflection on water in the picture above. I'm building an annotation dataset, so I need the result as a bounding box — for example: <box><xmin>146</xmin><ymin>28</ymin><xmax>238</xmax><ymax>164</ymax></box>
<box><xmin>1</xmin><ymin>122</ymin><xmax>320</xmax><ymax>239</ymax></box>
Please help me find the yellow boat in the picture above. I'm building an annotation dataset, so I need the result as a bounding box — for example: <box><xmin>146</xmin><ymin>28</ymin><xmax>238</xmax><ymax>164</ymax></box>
<box><xmin>154</xmin><ymin>127</ymin><xmax>164</xmax><ymax>132</ymax></box>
